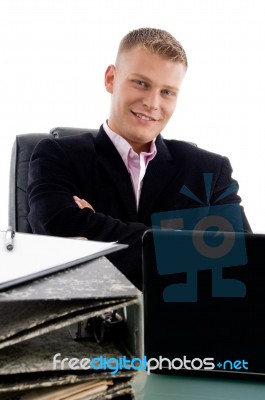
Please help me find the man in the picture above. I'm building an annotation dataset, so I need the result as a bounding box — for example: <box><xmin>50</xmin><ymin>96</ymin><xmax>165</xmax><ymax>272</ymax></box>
<box><xmin>27</xmin><ymin>28</ymin><xmax>251</xmax><ymax>289</ymax></box>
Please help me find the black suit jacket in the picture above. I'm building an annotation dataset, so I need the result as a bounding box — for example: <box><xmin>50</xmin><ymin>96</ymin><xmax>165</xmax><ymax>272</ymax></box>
<box><xmin>28</xmin><ymin>126</ymin><xmax>251</xmax><ymax>288</ymax></box>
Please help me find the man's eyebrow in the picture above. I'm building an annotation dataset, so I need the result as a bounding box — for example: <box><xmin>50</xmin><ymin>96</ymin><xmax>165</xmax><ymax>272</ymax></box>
<box><xmin>130</xmin><ymin>73</ymin><xmax>179</xmax><ymax>91</ymax></box>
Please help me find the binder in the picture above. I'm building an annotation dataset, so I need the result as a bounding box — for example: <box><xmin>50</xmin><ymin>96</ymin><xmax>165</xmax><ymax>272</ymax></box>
<box><xmin>0</xmin><ymin>231</ymin><xmax>143</xmax><ymax>399</ymax></box>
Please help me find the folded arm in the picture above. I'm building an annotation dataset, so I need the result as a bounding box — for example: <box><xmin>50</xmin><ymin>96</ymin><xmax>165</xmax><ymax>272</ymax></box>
<box><xmin>27</xmin><ymin>138</ymin><xmax>147</xmax><ymax>287</ymax></box>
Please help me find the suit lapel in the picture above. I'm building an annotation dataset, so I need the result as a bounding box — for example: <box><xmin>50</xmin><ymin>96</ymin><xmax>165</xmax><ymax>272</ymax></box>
<box><xmin>95</xmin><ymin>128</ymin><xmax>179</xmax><ymax>222</ymax></box>
<box><xmin>138</xmin><ymin>135</ymin><xmax>178</xmax><ymax>221</ymax></box>
<box><xmin>95</xmin><ymin>127</ymin><xmax>138</xmax><ymax>220</ymax></box>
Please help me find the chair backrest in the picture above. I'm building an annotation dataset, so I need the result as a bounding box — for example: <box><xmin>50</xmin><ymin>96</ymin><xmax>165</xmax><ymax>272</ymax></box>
<box><xmin>8</xmin><ymin>127</ymin><xmax>98</xmax><ymax>233</ymax></box>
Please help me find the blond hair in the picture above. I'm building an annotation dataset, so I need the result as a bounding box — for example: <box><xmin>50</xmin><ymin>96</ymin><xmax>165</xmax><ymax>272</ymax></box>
<box><xmin>116</xmin><ymin>27</ymin><xmax>188</xmax><ymax>68</ymax></box>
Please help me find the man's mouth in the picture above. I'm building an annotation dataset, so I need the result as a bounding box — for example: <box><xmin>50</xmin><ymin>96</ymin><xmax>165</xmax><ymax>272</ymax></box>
<box><xmin>131</xmin><ymin>111</ymin><xmax>156</xmax><ymax>121</ymax></box>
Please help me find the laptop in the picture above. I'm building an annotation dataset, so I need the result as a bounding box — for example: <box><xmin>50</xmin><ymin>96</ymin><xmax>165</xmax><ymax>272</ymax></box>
<box><xmin>142</xmin><ymin>229</ymin><xmax>265</xmax><ymax>378</ymax></box>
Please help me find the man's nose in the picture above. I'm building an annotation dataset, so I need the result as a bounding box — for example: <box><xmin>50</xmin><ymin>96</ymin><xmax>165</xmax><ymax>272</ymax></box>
<box><xmin>142</xmin><ymin>90</ymin><xmax>160</xmax><ymax>111</ymax></box>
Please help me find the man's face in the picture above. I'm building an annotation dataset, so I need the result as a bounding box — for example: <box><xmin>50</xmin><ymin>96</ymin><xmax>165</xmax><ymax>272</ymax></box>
<box><xmin>105</xmin><ymin>46</ymin><xmax>186</xmax><ymax>153</ymax></box>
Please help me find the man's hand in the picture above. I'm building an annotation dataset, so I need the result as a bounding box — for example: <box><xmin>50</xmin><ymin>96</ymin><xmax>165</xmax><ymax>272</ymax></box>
<box><xmin>73</xmin><ymin>196</ymin><xmax>95</xmax><ymax>212</ymax></box>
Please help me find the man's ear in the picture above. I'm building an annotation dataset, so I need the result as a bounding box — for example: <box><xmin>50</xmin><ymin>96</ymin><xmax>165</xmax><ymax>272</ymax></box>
<box><xmin>105</xmin><ymin>64</ymin><xmax>116</xmax><ymax>94</ymax></box>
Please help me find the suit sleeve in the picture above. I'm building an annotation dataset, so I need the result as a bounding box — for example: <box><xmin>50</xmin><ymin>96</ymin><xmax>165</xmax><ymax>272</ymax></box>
<box><xmin>27</xmin><ymin>138</ymin><xmax>147</xmax><ymax>288</ymax></box>
<box><xmin>212</xmin><ymin>156</ymin><xmax>252</xmax><ymax>232</ymax></box>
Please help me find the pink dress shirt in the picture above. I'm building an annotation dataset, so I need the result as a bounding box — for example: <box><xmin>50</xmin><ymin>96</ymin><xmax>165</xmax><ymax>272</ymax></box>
<box><xmin>103</xmin><ymin>122</ymin><xmax>157</xmax><ymax>209</ymax></box>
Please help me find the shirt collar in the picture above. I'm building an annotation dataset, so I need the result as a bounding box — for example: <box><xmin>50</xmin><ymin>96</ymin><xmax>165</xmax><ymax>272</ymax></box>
<box><xmin>103</xmin><ymin>121</ymin><xmax>157</xmax><ymax>167</ymax></box>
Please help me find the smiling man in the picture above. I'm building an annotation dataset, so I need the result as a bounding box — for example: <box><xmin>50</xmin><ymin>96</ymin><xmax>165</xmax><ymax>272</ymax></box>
<box><xmin>104</xmin><ymin>43</ymin><xmax>186</xmax><ymax>153</ymax></box>
<box><xmin>27</xmin><ymin>28</ymin><xmax>251</xmax><ymax>289</ymax></box>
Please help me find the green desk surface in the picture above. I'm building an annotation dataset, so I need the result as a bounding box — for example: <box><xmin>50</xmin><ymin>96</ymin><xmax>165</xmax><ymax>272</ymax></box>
<box><xmin>133</xmin><ymin>372</ymin><xmax>265</xmax><ymax>399</ymax></box>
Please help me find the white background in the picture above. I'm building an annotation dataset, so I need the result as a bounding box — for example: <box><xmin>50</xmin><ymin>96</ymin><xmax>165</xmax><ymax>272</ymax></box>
<box><xmin>1</xmin><ymin>0</ymin><xmax>265</xmax><ymax>232</ymax></box>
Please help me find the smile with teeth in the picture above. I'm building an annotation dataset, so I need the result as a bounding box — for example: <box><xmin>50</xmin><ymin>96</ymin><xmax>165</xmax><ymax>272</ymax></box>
<box><xmin>132</xmin><ymin>111</ymin><xmax>156</xmax><ymax>121</ymax></box>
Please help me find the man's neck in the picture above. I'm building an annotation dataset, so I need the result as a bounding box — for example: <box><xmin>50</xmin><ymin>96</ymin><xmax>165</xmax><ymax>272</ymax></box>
<box><xmin>104</xmin><ymin>120</ymin><xmax>154</xmax><ymax>154</ymax></box>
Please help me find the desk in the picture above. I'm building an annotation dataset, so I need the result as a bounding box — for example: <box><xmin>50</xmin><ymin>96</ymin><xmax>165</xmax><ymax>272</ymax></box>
<box><xmin>133</xmin><ymin>372</ymin><xmax>265</xmax><ymax>399</ymax></box>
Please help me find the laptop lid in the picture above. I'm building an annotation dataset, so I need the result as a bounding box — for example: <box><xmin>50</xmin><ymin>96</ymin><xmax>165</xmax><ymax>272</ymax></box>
<box><xmin>142</xmin><ymin>229</ymin><xmax>265</xmax><ymax>378</ymax></box>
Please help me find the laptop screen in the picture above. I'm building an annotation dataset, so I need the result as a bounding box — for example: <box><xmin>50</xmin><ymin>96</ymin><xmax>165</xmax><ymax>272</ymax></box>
<box><xmin>142</xmin><ymin>229</ymin><xmax>265</xmax><ymax>378</ymax></box>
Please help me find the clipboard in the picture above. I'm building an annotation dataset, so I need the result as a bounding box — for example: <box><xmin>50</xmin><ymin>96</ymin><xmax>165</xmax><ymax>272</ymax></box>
<box><xmin>0</xmin><ymin>228</ymin><xmax>127</xmax><ymax>291</ymax></box>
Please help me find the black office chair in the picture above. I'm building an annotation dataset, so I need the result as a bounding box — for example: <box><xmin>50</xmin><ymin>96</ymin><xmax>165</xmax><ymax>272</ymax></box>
<box><xmin>8</xmin><ymin>127</ymin><xmax>98</xmax><ymax>233</ymax></box>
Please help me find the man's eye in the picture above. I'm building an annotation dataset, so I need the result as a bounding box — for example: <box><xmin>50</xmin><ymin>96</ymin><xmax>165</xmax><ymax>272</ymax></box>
<box><xmin>162</xmin><ymin>89</ymin><xmax>175</xmax><ymax>96</ymax></box>
<box><xmin>135</xmin><ymin>80</ymin><xmax>147</xmax><ymax>87</ymax></box>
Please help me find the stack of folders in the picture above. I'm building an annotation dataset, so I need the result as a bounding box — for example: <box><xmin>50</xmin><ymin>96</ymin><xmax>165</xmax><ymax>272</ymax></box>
<box><xmin>0</xmin><ymin>232</ymin><xmax>143</xmax><ymax>400</ymax></box>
